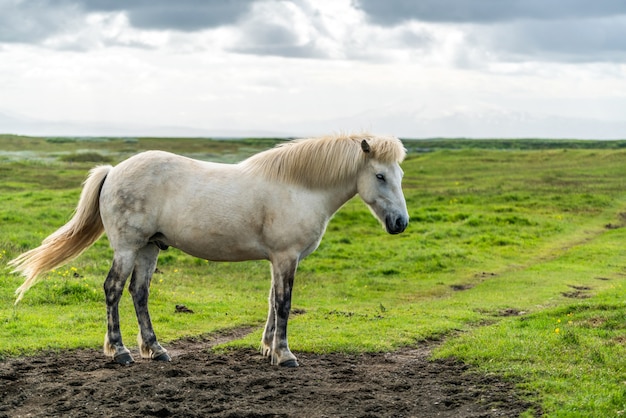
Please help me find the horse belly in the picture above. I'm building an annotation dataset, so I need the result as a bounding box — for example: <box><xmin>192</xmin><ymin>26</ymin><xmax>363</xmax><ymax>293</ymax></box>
<box><xmin>171</xmin><ymin>232</ymin><xmax>268</xmax><ymax>262</ymax></box>
<box><xmin>159</xmin><ymin>205</ymin><xmax>269</xmax><ymax>262</ymax></box>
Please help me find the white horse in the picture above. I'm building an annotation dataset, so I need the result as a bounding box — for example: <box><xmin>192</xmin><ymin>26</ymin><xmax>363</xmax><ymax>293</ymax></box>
<box><xmin>10</xmin><ymin>133</ymin><xmax>409</xmax><ymax>367</ymax></box>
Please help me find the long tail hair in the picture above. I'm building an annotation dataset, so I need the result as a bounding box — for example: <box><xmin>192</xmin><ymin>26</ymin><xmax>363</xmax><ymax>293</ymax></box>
<box><xmin>10</xmin><ymin>165</ymin><xmax>112</xmax><ymax>304</ymax></box>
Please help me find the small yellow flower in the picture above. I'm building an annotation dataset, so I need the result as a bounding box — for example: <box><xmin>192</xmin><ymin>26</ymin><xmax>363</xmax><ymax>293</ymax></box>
<box><xmin>557</xmin><ymin>319</ymin><xmax>561</xmax><ymax>323</ymax></box>
<box><xmin>555</xmin><ymin>328</ymin><xmax>560</xmax><ymax>334</ymax></box>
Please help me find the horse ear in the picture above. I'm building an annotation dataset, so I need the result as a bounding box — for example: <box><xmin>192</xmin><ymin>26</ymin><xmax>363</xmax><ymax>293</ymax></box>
<box><xmin>361</xmin><ymin>139</ymin><xmax>371</xmax><ymax>154</ymax></box>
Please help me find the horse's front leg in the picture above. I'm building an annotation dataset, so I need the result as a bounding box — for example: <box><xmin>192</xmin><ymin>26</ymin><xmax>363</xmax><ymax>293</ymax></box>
<box><xmin>262</xmin><ymin>256</ymin><xmax>299</xmax><ymax>367</ymax></box>
<box><xmin>129</xmin><ymin>244</ymin><xmax>170</xmax><ymax>362</ymax></box>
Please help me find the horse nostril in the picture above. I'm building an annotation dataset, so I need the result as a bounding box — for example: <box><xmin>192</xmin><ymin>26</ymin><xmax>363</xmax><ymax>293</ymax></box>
<box><xmin>395</xmin><ymin>217</ymin><xmax>408</xmax><ymax>233</ymax></box>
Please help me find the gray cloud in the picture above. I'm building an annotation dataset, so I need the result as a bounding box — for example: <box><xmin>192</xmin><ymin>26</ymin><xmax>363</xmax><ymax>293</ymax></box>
<box><xmin>231</xmin><ymin>21</ymin><xmax>317</xmax><ymax>58</ymax></box>
<box><xmin>0</xmin><ymin>0</ymin><xmax>255</xmax><ymax>44</ymax></box>
<box><xmin>232</xmin><ymin>42</ymin><xmax>326</xmax><ymax>59</ymax></box>
<box><xmin>79</xmin><ymin>0</ymin><xmax>253</xmax><ymax>31</ymax></box>
<box><xmin>0</xmin><ymin>0</ymin><xmax>81</xmax><ymax>43</ymax></box>
<box><xmin>353</xmin><ymin>0</ymin><xmax>626</xmax><ymax>25</ymax></box>
<box><xmin>4</xmin><ymin>0</ymin><xmax>626</xmax><ymax>64</ymax></box>
<box><xmin>476</xmin><ymin>17</ymin><xmax>626</xmax><ymax>62</ymax></box>
<box><xmin>354</xmin><ymin>0</ymin><xmax>626</xmax><ymax>63</ymax></box>
<box><xmin>227</xmin><ymin>0</ymin><xmax>333</xmax><ymax>59</ymax></box>
<box><xmin>0</xmin><ymin>0</ymin><xmax>325</xmax><ymax>58</ymax></box>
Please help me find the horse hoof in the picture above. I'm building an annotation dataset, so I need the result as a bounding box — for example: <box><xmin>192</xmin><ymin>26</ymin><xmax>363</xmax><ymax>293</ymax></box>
<box><xmin>114</xmin><ymin>353</ymin><xmax>134</xmax><ymax>365</ymax></box>
<box><xmin>153</xmin><ymin>352</ymin><xmax>171</xmax><ymax>362</ymax></box>
<box><xmin>279</xmin><ymin>359</ymin><xmax>299</xmax><ymax>368</ymax></box>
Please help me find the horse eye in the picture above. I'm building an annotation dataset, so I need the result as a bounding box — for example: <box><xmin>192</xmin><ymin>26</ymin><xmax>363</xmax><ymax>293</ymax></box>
<box><xmin>376</xmin><ymin>173</ymin><xmax>385</xmax><ymax>182</ymax></box>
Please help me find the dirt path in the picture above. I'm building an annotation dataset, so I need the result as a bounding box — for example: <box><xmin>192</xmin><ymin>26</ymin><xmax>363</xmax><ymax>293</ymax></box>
<box><xmin>0</xmin><ymin>328</ymin><xmax>537</xmax><ymax>418</ymax></box>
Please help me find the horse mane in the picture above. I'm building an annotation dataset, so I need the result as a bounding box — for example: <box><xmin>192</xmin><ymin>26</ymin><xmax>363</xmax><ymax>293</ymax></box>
<box><xmin>240</xmin><ymin>133</ymin><xmax>406</xmax><ymax>188</ymax></box>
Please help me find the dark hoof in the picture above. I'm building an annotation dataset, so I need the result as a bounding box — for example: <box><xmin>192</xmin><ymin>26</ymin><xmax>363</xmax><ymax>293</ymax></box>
<box><xmin>153</xmin><ymin>352</ymin><xmax>171</xmax><ymax>362</ymax></box>
<box><xmin>279</xmin><ymin>359</ymin><xmax>299</xmax><ymax>368</ymax></box>
<box><xmin>114</xmin><ymin>352</ymin><xmax>134</xmax><ymax>365</ymax></box>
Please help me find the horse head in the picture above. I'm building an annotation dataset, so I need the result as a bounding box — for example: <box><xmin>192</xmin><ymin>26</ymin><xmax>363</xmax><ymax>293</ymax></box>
<box><xmin>357</xmin><ymin>139</ymin><xmax>409</xmax><ymax>234</ymax></box>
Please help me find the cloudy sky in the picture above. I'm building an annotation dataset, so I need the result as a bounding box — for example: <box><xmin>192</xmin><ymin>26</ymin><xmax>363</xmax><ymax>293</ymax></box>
<box><xmin>1</xmin><ymin>0</ymin><xmax>626</xmax><ymax>138</ymax></box>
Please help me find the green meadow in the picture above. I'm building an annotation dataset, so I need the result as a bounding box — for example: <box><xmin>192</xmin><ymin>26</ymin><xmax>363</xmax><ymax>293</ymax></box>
<box><xmin>2</xmin><ymin>134</ymin><xmax>626</xmax><ymax>416</ymax></box>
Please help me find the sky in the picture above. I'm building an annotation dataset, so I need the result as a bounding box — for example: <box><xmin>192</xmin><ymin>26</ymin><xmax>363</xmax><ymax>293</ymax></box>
<box><xmin>1</xmin><ymin>0</ymin><xmax>626</xmax><ymax>138</ymax></box>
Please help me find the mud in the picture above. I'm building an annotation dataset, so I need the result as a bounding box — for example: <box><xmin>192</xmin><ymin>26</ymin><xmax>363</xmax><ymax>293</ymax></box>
<box><xmin>0</xmin><ymin>328</ymin><xmax>537</xmax><ymax>418</ymax></box>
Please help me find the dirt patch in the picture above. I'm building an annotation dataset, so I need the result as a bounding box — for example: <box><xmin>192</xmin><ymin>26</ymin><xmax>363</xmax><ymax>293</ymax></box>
<box><xmin>561</xmin><ymin>290</ymin><xmax>591</xmax><ymax>299</ymax></box>
<box><xmin>568</xmin><ymin>285</ymin><xmax>592</xmax><ymax>291</ymax></box>
<box><xmin>605</xmin><ymin>212</ymin><xmax>626</xmax><ymax>229</ymax></box>
<box><xmin>562</xmin><ymin>284</ymin><xmax>593</xmax><ymax>299</ymax></box>
<box><xmin>450</xmin><ymin>283</ymin><xmax>475</xmax><ymax>291</ymax></box>
<box><xmin>0</xmin><ymin>329</ymin><xmax>537</xmax><ymax>418</ymax></box>
<box><xmin>496</xmin><ymin>308</ymin><xmax>527</xmax><ymax>317</ymax></box>
<box><xmin>474</xmin><ymin>272</ymin><xmax>497</xmax><ymax>279</ymax></box>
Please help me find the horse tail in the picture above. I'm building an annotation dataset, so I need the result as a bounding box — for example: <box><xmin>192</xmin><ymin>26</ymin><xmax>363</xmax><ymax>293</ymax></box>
<box><xmin>10</xmin><ymin>165</ymin><xmax>112</xmax><ymax>304</ymax></box>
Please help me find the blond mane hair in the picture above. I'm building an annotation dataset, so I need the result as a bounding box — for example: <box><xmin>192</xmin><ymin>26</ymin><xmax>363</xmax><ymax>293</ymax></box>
<box><xmin>240</xmin><ymin>133</ymin><xmax>406</xmax><ymax>188</ymax></box>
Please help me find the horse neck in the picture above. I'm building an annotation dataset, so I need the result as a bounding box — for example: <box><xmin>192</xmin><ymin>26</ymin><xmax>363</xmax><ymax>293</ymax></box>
<box><xmin>319</xmin><ymin>181</ymin><xmax>358</xmax><ymax>217</ymax></box>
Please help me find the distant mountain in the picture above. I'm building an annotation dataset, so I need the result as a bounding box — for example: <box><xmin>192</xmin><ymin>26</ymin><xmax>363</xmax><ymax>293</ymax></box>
<box><xmin>0</xmin><ymin>111</ymin><xmax>290</xmax><ymax>138</ymax></box>
<box><xmin>2</xmin><ymin>105</ymin><xmax>625</xmax><ymax>139</ymax></box>
<box><xmin>287</xmin><ymin>102</ymin><xmax>626</xmax><ymax>139</ymax></box>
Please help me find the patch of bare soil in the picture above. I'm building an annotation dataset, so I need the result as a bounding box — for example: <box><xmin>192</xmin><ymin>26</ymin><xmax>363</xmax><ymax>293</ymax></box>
<box><xmin>0</xmin><ymin>328</ymin><xmax>538</xmax><ymax>418</ymax></box>
<box><xmin>562</xmin><ymin>285</ymin><xmax>593</xmax><ymax>299</ymax></box>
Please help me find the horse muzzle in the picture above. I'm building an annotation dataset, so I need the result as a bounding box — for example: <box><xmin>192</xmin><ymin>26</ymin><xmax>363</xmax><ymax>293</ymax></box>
<box><xmin>385</xmin><ymin>215</ymin><xmax>408</xmax><ymax>234</ymax></box>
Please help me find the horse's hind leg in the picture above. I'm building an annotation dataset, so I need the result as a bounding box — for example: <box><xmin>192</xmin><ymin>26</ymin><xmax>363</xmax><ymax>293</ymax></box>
<box><xmin>103</xmin><ymin>251</ymin><xmax>136</xmax><ymax>365</ymax></box>
<box><xmin>261</xmin><ymin>286</ymin><xmax>276</xmax><ymax>357</ymax></box>
<box><xmin>129</xmin><ymin>244</ymin><xmax>170</xmax><ymax>362</ymax></box>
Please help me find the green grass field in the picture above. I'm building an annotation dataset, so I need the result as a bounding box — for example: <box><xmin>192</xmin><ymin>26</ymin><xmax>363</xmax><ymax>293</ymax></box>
<box><xmin>2</xmin><ymin>135</ymin><xmax>626</xmax><ymax>416</ymax></box>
